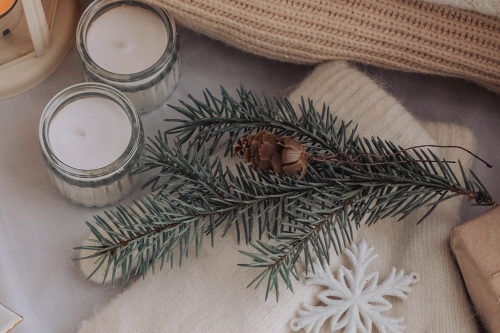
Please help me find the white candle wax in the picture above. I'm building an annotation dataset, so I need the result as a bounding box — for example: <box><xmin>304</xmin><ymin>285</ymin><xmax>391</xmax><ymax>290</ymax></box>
<box><xmin>86</xmin><ymin>5</ymin><xmax>168</xmax><ymax>74</ymax></box>
<box><xmin>49</xmin><ymin>97</ymin><xmax>132</xmax><ymax>170</ymax></box>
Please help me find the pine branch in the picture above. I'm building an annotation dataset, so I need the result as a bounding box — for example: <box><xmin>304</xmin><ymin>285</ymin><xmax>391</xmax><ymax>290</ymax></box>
<box><xmin>166</xmin><ymin>86</ymin><xmax>346</xmax><ymax>158</ymax></box>
<box><xmin>166</xmin><ymin>86</ymin><xmax>495</xmax><ymax>300</ymax></box>
<box><xmin>75</xmin><ymin>141</ymin><xmax>355</xmax><ymax>282</ymax></box>
<box><xmin>76</xmin><ymin>195</ymin><xmax>210</xmax><ymax>284</ymax></box>
<box><xmin>76</xmin><ymin>86</ymin><xmax>495</xmax><ymax>302</ymax></box>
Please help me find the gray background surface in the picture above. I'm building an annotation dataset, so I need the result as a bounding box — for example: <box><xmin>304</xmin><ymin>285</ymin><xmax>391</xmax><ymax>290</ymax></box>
<box><xmin>0</xmin><ymin>1</ymin><xmax>498</xmax><ymax>332</ymax></box>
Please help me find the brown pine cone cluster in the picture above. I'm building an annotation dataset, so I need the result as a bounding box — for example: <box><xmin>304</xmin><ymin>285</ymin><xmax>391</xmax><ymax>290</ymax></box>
<box><xmin>233</xmin><ymin>130</ymin><xmax>309</xmax><ymax>178</ymax></box>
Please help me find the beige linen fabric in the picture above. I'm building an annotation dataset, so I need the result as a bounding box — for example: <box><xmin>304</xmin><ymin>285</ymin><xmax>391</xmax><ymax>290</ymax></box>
<box><xmin>78</xmin><ymin>61</ymin><xmax>479</xmax><ymax>333</ymax></box>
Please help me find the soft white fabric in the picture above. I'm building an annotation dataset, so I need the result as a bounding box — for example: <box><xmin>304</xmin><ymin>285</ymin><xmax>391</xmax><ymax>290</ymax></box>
<box><xmin>78</xmin><ymin>61</ymin><xmax>479</xmax><ymax>333</ymax></box>
<box><xmin>427</xmin><ymin>0</ymin><xmax>500</xmax><ymax>17</ymax></box>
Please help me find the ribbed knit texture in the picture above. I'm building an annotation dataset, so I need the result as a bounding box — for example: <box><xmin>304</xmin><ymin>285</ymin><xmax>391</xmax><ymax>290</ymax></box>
<box><xmin>146</xmin><ymin>0</ymin><xmax>500</xmax><ymax>94</ymax></box>
<box><xmin>78</xmin><ymin>61</ymin><xmax>480</xmax><ymax>333</ymax></box>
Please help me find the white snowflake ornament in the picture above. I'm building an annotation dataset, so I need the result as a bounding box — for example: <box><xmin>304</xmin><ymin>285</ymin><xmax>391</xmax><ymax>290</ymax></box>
<box><xmin>290</xmin><ymin>239</ymin><xmax>419</xmax><ymax>333</ymax></box>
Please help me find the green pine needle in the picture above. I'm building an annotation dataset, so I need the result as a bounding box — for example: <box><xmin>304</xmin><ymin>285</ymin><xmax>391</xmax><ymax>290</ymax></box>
<box><xmin>75</xmin><ymin>85</ymin><xmax>495</xmax><ymax>301</ymax></box>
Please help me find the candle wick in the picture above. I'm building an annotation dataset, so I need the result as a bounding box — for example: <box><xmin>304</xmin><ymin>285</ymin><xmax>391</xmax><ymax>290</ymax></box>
<box><xmin>79</xmin><ymin>130</ymin><xmax>86</xmax><ymax>138</ymax></box>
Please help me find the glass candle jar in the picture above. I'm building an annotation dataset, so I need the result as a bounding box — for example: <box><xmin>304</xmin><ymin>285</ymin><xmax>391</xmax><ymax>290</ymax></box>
<box><xmin>76</xmin><ymin>0</ymin><xmax>181</xmax><ymax>114</ymax></box>
<box><xmin>39</xmin><ymin>83</ymin><xmax>144</xmax><ymax>207</ymax></box>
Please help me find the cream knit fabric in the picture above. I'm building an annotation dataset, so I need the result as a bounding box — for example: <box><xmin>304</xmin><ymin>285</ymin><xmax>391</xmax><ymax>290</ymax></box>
<box><xmin>146</xmin><ymin>0</ymin><xmax>500</xmax><ymax>94</ymax></box>
<box><xmin>78</xmin><ymin>61</ymin><xmax>479</xmax><ymax>333</ymax></box>
<box><xmin>431</xmin><ymin>0</ymin><xmax>500</xmax><ymax>17</ymax></box>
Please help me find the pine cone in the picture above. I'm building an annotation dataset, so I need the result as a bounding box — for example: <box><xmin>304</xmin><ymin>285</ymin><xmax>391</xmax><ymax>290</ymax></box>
<box><xmin>233</xmin><ymin>130</ymin><xmax>309</xmax><ymax>178</ymax></box>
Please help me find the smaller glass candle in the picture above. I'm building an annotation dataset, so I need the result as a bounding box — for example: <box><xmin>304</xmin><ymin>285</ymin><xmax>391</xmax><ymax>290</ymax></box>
<box><xmin>77</xmin><ymin>0</ymin><xmax>181</xmax><ymax>114</ymax></box>
<box><xmin>39</xmin><ymin>83</ymin><xmax>144</xmax><ymax>207</ymax></box>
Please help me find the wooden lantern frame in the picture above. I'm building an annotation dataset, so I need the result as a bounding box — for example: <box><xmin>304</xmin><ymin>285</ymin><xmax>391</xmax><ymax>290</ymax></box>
<box><xmin>0</xmin><ymin>0</ymin><xmax>79</xmax><ymax>99</ymax></box>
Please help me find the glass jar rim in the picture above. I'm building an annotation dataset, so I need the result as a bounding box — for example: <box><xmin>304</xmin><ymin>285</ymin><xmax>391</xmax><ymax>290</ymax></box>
<box><xmin>39</xmin><ymin>83</ymin><xmax>142</xmax><ymax>181</ymax></box>
<box><xmin>76</xmin><ymin>0</ymin><xmax>177</xmax><ymax>83</ymax></box>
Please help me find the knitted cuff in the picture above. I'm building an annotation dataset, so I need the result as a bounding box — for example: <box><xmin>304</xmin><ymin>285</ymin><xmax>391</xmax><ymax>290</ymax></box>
<box><xmin>288</xmin><ymin>60</ymin><xmax>477</xmax><ymax>166</ymax></box>
<box><xmin>149</xmin><ymin>0</ymin><xmax>500</xmax><ymax>94</ymax></box>
<box><xmin>287</xmin><ymin>61</ymin><xmax>437</xmax><ymax>148</ymax></box>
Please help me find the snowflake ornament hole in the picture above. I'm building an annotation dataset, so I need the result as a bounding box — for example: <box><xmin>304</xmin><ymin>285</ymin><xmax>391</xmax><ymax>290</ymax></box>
<box><xmin>290</xmin><ymin>239</ymin><xmax>419</xmax><ymax>333</ymax></box>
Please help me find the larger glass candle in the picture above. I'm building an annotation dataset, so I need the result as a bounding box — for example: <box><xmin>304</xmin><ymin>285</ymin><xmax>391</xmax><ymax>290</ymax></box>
<box><xmin>39</xmin><ymin>83</ymin><xmax>144</xmax><ymax>207</ymax></box>
<box><xmin>77</xmin><ymin>0</ymin><xmax>181</xmax><ymax>114</ymax></box>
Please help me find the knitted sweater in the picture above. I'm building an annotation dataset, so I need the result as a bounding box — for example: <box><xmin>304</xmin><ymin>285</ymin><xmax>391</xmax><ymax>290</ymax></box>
<box><xmin>78</xmin><ymin>61</ymin><xmax>479</xmax><ymax>333</ymax></box>
<box><xmin>147</xmin><ymin>0</ymin><xmax>500</xmax><ymax>94</ymax></box>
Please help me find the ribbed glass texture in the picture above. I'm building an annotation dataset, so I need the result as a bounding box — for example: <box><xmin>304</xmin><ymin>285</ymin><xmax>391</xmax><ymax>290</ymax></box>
<box><xmin>39</xmin><ymin>83</ymin><xmax>144</xmax><ymax>207</ymax></box>
<box><xmin>76</xmin><ymin>0</ymin><xmax>181</xmax><ymax>114</ymax></box>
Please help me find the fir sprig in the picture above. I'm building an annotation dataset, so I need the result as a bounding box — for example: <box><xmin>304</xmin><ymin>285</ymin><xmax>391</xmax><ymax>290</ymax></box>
<box><xmin>76</xmin><ymin>86</ymin><xmax>495</xmax><ymax>301</ymax></box>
